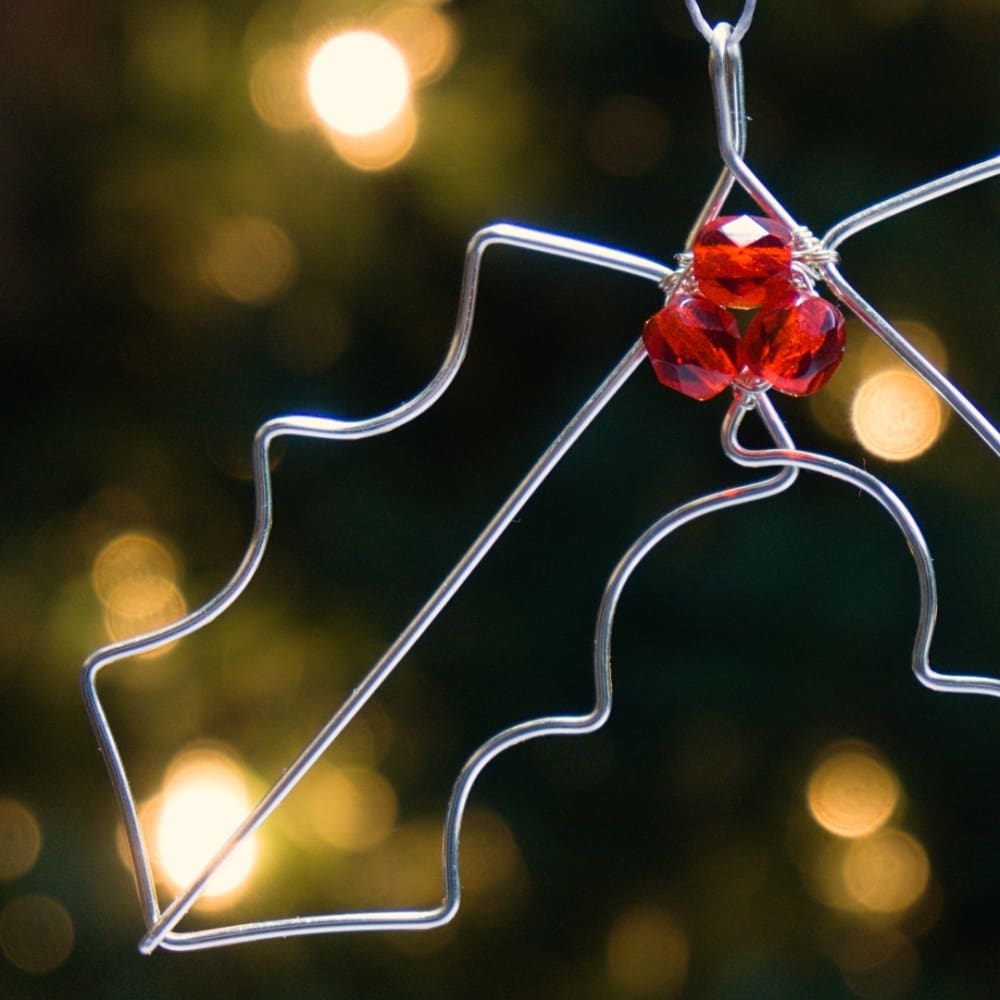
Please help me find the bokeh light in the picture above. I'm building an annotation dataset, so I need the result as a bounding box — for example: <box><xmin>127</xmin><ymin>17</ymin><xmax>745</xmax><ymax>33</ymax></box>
<box><xmin>810</xmin><ymin>317</ymin><xmax>948</xmax><ymax>446</ymax></box>
<box><xmin>0</xmin><ymin>799</ymin><xmax>42</xmax><ymax>880</ymax></box>
<box><xmin>7</xmin><ymin>0</ymin><xmax>994</xmax><ymax>990</ymax></box>
<box><xmin>304</xmin><ymin>764</ymin><xmax>398</xmax><ymax>852</ymax></box>
<box><xmin>804</xmin><ymin>837</ymin><xmax>857</xmax><ymax>911</ymax></box>
<box><xmin>347</xmin><ymin>807</ymin><xmax>527</xmax><ymax>922</ymax></box>
<box><xmin>93</xmin><ymin>533</ymin><xmax>187</xmax><ymax>656</ymax></box>
<box><xmin>377</xmin><ymin>4</ymin><xmax>458</xmax><ymax>84</ymax></box>
<box><xmin>357</xmin><ymin>820</ymin><xmax>441</xmax><ymax>909</ymax></box>
<box><xmin>258</xmin><ymin>12</ymin><xmax>457</xmax><ymax>171</ymax></box>
<box><xmin>200</xmin><ymin>215</ymin><xmax>299</xmax><ymax>306</ymax></box>
<box><xmin>92</xmin><ymin>533</ymin><xmax>176</xmax><ymax>611</ymax></box>
<box><xmin>103</xmin><ymin>577</ymin><xmax>187</xmax><ymax>650</ymax></box>
<box><xmin>307</xmin><ymin>31</ymin><xmax>411</xmax><ymax>137</ymax></box>
<box><xmin>807</xmin><ymin>742</ymin><xmax>900</xmax><ymax>839</ymax></box>
<box><xmin>0</xmin><ymin>895</ymin><xmax>74</xmax><ymax>975</ymax></box>
<box><xmin>606</xmin><ymin>903</ymin><xmax>689</xmax><ymax>997</ymax></box>
<box><xmin>851</xmin><ymin>368</ymin><xmax>945</xmax><ymax>461</ymax></box>
<box><xmin>328</xmin><ymin>101</ymin><xmax>418</xmax><ymax>172</ymax></box>
<box><xmin>842</xmin><ymin>829</ymin><xmax>930</xmax><ymax>914</ymax></box>
<box><xmin>152</xmin><ymin>747</ymin><xmax>256</xmax><ymax>904</ymax></box>
<box><xmin>249</xmin><ymin>44</ymin><xmax>313</xmax><ymax>130</ymax></box>
<box><xmin>458</xmin><ymin>808</ymin><xmax>529</xmax><ymax>924</ymax></box>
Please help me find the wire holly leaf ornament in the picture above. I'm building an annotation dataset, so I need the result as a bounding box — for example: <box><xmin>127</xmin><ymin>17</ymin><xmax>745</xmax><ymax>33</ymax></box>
<box><xmin>81</xmin><ymin>0</ymin><xmax>1000</xmax><ymax>954</ymax></box>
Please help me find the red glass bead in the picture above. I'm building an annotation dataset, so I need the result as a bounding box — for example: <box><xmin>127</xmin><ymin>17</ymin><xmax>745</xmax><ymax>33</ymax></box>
<box><xmin>692</xmin><ymin>214</ymin><xmax>793</xmax><ymax>309</ymax></box>
<box><xmin>740</xmin><ymin>290</ymin><xmax>846</xmax><ymax>396</ymax></box>
<box><xmin>642</xmin><ymin>294</ymin><xmax>741</xmax><ymax>401</ymax></box>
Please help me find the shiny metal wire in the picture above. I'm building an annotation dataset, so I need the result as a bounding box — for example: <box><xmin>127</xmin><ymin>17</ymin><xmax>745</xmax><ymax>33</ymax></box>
<box><xmin>84</xmin><ymin>230</ymin><xmax>670</xmax><ymax>952</ymax></box>
<box><xmin>705</xmin><ymin>25</ymin><xmax>1000</xmax><ymax>459</ymax></box>
<box><xmin>685</xmin><ymin>0</ymin><xmax>757</xmax><ymax>44</ymax></box>
<box><xmin>726</xmin><ymin>389</ymin><xmax>1000</xmax><ymax>700</ymax></box>
<box><xmin>82</xmin><ymin>2</ymin><xmax>1000</xmax><ymax>954</ymax></box>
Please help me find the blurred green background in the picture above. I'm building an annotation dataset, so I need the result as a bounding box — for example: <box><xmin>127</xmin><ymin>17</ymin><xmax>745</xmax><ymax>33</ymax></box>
<box><xmin>1</xmin><ymin>0</ymin><xmax>998</xmax><ymax>996</ymax></box>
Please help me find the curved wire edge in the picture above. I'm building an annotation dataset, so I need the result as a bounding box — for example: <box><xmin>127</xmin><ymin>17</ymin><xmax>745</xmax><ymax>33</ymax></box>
<box><xmin>154</xmin><ymin>394</ymin><xmax>801</xmax><ymax>950</ymax></box>
<box><xmin>729</xmin><ymin>391</ymin><xmax>1000</xmax><ymax>699</ymax></box>
<box><xmin>79</xmin><ymin>15</ymin><xmax>997</xmax><ymax>955</ymax></box>
<box><xmin>125</xmin><ymin>88</ymin><xmax>756</xmax><ymax>951</ymax></box>
<box><xmin>160</xmin><ymin>379</ymin><xmax>1000</xmax><ymax>952</ymax></box>
<box><xmin>87</xmin><ymin>7</ymin><xmax>753</xmax><ymax>951</ymax></box>
<box><xmin>79</xmin><ymin>226</ymin><xmax>671</xmax><ymax>952</ymax></box>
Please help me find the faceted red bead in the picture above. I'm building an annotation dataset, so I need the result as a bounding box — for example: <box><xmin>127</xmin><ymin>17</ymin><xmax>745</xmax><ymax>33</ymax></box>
<box><xmin>642</xmin><ymin>294</ymin><xmax>741</xmax><ymax>400</ymax></box>
<box><xmin>740</xmin><ymin>290</ymin><xmax>846</xmax><ymax>396</ymax></box>
<box><xmin>693</xmin><ymin>214</ymin><xmax>793</xmax><ymax>309</ymax></box>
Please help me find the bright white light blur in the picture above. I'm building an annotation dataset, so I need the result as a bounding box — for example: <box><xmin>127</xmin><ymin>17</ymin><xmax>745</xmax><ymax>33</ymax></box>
<box><xmin>307</xmin><ymin>31</ymin><xmax>411</xmax><ymax>137</ymax></box>
<box><xmin>154</xmin><ymin>750</ymin><xmax>255</xmax><ymax>901</ymax></box>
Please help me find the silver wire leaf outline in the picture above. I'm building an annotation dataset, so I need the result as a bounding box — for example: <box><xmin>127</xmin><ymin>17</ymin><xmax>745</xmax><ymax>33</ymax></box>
<box><xmin>80</xmin><ymin>20</ymin><xmax>1000</xmax><ymax>954</ymax></box>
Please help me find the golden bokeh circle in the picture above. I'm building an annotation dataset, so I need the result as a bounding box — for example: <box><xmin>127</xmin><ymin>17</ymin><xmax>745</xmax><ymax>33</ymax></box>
<box><xmin>249</xmin><ymin>44</ymin><xmax>312</xmax><ymax>130</ymax></box>
<box><xmin>0</xmin><ymin>895</ymin><xmax>74</xmax><ymax>975</ymax></box>
<box><xmin>327</xmin><ymin>100</ymin><xmax>418</xmax><ymax>171</ymax></box>
<box><xmin>305</xmin><ymin>765</ymin><xmax>398</xmax><ymax>853</ymax></box>
<box><xmin>842</xmin><ymin>829</ymin><xmax>930</xmax><ymax>914</ymax></box>
<box><xmin>92</xmin><ymin>534</ymin><xmax>176</xmax><ymax>611</ymax></box>
<box><xmin>103</xmin><ymin>577</ymin><xmax>187</xmax><ymax>657</ymax></box>
<box><xmin>378</xmin><ymin>4</ymin><xmax>457</xmax><ymax>84</ymax></box>
<box><xmin>807</xmin><ymin>744</ymin><xmax>900</xmax><ymax>839</ymax></box>
<box><xmin>851</xmin><ymin>368</ymin><xmax>945</xmax><ymax>461</ymax></box>
<box><xmin>607</xmin><ymin>904</ymin><xmax>689</xmax><ymax>997</ymax></box>
<box><xmin>200</xmin><ymin>215</ymin><xmax>299</xmax><ymax>306</ymax></box>
<box><xmin>0</xmin><ymin>799</ymin><xmax>42</xmax><ymax>880</ymax></box>
<box><xmin>460</xmin><ymin>809</ymin><xmax>529</xmax><ymax>923</ymax></box>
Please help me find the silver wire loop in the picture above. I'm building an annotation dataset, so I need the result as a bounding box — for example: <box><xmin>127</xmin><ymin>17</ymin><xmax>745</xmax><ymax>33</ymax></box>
<box><xmin>684</xmin><ymin>0</ymin><xmax>758</xmax><ymax>45</ymax></box>
<box><xmin>791</xmin><ymin>227</ymin><xmax>839</xmax><ymax>266</ymax></box>
<box><xmin>728</xmin><ymin>394</ymin><xmax>1000</xmax><ymax>700</ymax></box>
<box><xmin>81</xmin><ymin>2</ymin><xmax>1000</xmax><ymax>955</ymax></box>
<box><xmin>659</xmin><ymin>256</ymin><xmax>694</xmax><ymax>297</ymax></box>
<box><xmin>684</xmin><ymin>24</ymin><xmax>747</xmax><ymax>246</ymax></box>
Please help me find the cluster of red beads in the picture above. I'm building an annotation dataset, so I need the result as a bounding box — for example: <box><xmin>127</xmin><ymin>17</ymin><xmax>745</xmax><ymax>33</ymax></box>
<box><xmin>642</xmin><ymin>215</ymin><xmax>846</xmax><ymax>400</ymax></box>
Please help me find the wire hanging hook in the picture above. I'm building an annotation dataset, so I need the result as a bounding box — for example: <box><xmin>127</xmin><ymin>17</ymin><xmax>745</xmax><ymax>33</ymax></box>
<box><xmin>685</xmin><ymin>0</ymin><xmax>758</xmax><ymax>45</ymax></box>
<box><xmin>683</xmin><ymin>23</ymin><xmax>746</xmax><ymax>245</ymax></box>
